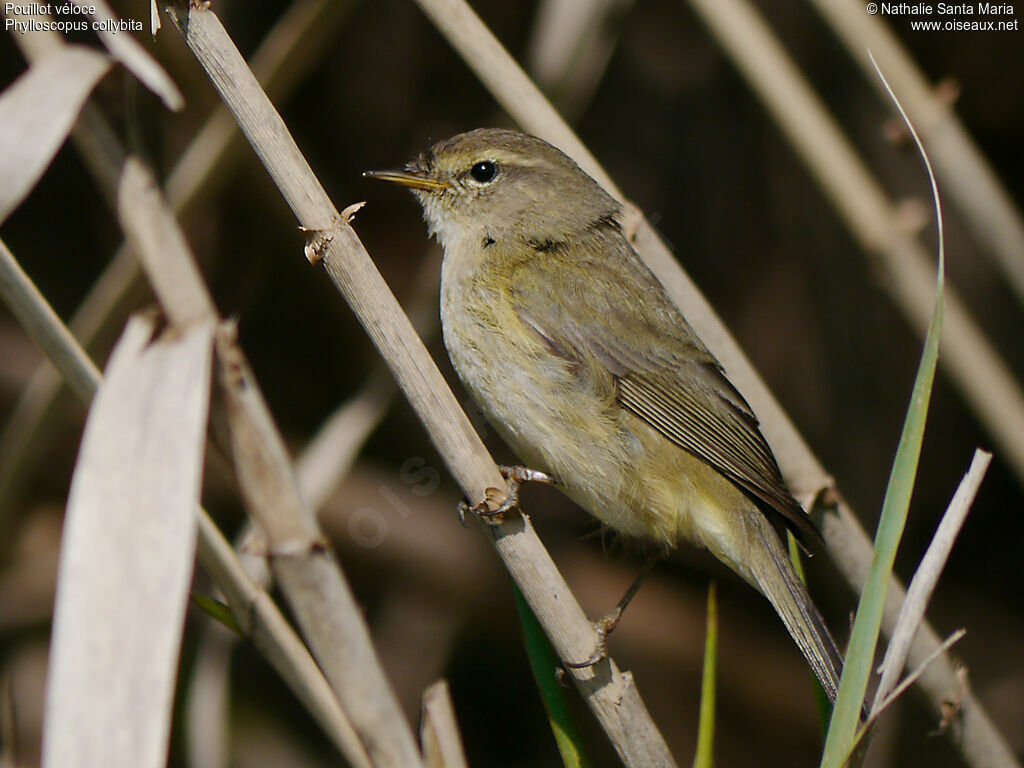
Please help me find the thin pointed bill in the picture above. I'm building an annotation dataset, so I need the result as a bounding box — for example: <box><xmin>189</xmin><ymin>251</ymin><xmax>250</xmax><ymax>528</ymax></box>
<box><xmin>363</xmin><ymin>168</ymin><xmax>449</xmax><ymax>191</ymax></box>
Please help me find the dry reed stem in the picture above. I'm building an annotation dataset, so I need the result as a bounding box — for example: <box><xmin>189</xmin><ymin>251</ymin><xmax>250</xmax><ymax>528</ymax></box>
<box><xmin>229</xmin><ymin>253</ymin><xmax>438</xmax><ymax>604</ymax></box>
<box><xmin>0</xmin><ymin>46</ymin><xmax>110</xmax><ymax>224</ymax></box>
<box><xmin>164</xmin><ymin>4</ymin><xmax>675</xmax><ymax>766</ymax></box>
<box><xmin>683</xmin><ymin>3</ymin><xmax>1020</xmax><ymax>764</ymax></box>
<box><xmin>420</xmin><ymin>680</ymin><xmax>470</xmax><ymax>768</ymax></box>
<box><xmin>295</xmin><ymin>251</ymin><xmax>442</xmax><ymax>511</ymax></box>
<box><xmin>525</xmin><ymin>0</ymin><xmax>635</xmax><ymax>121</ymax></box>
<box><xmin>117</xmin><ymin>152</ymin><xmax>424</xmax><ymax>767</ymax></box>
<box><xmin>873</xmin><ymin>450</ymin><xmax>991</xmax><ymax>712</ymax></box>
<box><xmin>0</xmin><ymin>219</ymin><xmax>373</xmax><ymax>768</ymax></box>
<box><xmin>8</xmin><ymin>16</ymin><xmax>423</xmax><ymax>759</ymax></box>
<box><xmin>5</xmin><ymin>8</ymin><xmax>412</xmax><ymax>760</ymax></box>
<box><xmin>0</xmin><ymin>243</ymin><xmax>140</xmax><ymax>518</ymax></box>
<box><xmin>88</xmin><ymin>0</ymin><xmax>183</xmax><ymax>110</ymax></box>
<box><xmin>0</xmin><ymin>239</ymin><xmax>99</xmax><ymax>404</ymax></box>
<box><xmin>194</xmin><ymin>514</ymin><xmax>374</xmax><ymax>768</ymax></box>
<box><xmin>810</xmin><ymin>0</ymin><xmax>1024</xmax><ymax>308</ymax></box>
<box><xmin>688</xmin><ymin>0</ymin><xmax>1024</xmax><ymax>490</ymax></box>
<box><xmin>410</xmin><ymin>0</ymin><xmax>1020</xmax><ymax>766</ymax></box>
<box><xmin>293</xmin><ymin>0</ymin><xmax>614</xmax><ymax>571</ymax></box>
<box><xmin>42</xmin><ymin>314</ymin><xmax>212</xmax><ymax>768</ymax></box>
<box><xmin>0</xmin><ymin>0</ymin><xmax>351</xmax><ymax>517</ymax></box>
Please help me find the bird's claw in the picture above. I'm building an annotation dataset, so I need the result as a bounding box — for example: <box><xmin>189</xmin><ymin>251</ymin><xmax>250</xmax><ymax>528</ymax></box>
<box><xmin>457</xmin><ymin>465</ymin><xmax>555</xmax><ymax>525</ymax></box>
<box><xmin>498</xmin><ymin>465</ymin><xmax>557</xmax><ymax>488</ymax></box>
<box><xmin>564</xmin><ymin>608</ymin><xmax>623</xmax><ymax>669</ymax></box>
<box><xmin>459</xmin><ymin>486</ymin><xmax>513</xmax><ymax>525</ymax></box>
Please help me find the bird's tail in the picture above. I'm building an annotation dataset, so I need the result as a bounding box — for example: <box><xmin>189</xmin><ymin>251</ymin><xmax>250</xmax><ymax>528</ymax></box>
<box><xmin>747</xmin><ymin>515</ymin><xmax>845</xmax><ymax>706</ymax></box>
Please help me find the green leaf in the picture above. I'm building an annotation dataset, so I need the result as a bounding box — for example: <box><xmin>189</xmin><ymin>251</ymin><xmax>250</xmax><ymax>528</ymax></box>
<box><xmin>513</xmin><ymin>586</ymin><xmax>592</xmax><ymax>768</ymax></box>
<box><xmin>820</xmin><ymin>52</ymin><xmax>945</xmax><ymax>768</ymax></box>
<box><xmin>191</xmin><ymin>592</ymin><xmax>242</xmax><ymax>636</ymax></box>
<box><xmin>693</xmin><ymin>582</ymin><xmax>718</xmax><ymax>768</ymax></box>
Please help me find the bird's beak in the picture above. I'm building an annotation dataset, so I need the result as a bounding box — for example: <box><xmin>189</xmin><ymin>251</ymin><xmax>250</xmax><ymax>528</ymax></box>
<box><xmin>363</xmin><ymin>168</ymin><xmax>449</xmax><ymax>191</ymax></box>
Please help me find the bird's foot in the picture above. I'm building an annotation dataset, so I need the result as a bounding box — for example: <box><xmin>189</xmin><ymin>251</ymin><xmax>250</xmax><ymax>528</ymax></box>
<box><xmin>457</xmin><ymin>465</ymin><xmax>556</xmax><ymax>525</ymax></box>
<box><xmin>563</xmin><ymin>554</ymin><xmax>662</xmax><ymax>668</ymax></box>
<box><xmin>565</xmin><ymin>608</ymin><xmax>624</xmax><ymax>669</ymax></box>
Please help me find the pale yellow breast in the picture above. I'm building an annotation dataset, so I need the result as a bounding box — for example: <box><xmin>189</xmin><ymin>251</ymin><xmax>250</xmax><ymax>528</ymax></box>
<box><xmin>439</xmin><ymin>254</ymin><xmax>757</xmax><ymax>568</ymax></box>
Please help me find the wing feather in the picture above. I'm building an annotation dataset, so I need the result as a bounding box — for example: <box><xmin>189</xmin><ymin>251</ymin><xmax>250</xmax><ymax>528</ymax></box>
<box><xmin>510</xmin><ymin>230</ymin><xmax>818</xmax><ymax>541</ymax></box>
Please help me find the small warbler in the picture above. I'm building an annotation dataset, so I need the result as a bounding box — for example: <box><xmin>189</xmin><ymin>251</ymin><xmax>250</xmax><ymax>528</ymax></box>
<box><xmin>367</xmin><ymin>128</ymin><xmax>844</xmax><ymax>703</ymax></box>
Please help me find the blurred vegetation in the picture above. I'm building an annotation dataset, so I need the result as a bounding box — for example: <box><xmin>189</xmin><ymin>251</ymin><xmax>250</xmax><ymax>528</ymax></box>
<box><xmin>0</xmin><ymin>1</ymin><xmax>1021</xmax><ymax>766</ymax></box>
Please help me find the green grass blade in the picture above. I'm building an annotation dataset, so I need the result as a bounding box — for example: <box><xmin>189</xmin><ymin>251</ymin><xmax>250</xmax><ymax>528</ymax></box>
<box><xmin>692</xmin><ymin>582</ymin><xmax>718</xmax><ymax>768</ymax></box>
<box><xmin>820</xmin><ymin>52</ymin><xmax>945</xmax><ymax>768</ymax></box>
<box><xmin>822</xmin><ymin>260</ymin><xmax>942</xmax><ymax>768</ymax></box>
<box><xmin>513</xmin><ymin>585</ymin><xmax>592</xmax><ymax>768</ymax></box>
<box><xmin>191</xmin><ymin>592</ymin><xmax>242</xmax><ymax>635</ymax></box>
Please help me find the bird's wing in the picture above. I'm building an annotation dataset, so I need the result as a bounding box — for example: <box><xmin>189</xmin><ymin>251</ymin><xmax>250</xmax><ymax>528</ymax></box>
<box><xmin>510</xmin><ymin>232</ymin><xmax>818</xmax><ymax>541</ymax></box>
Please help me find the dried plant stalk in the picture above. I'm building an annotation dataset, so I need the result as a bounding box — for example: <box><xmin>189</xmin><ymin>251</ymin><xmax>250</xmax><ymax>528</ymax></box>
<box><xmin>409</xmin><ymin>0</ymin><xmax>1019</xmax><ymax>766</ymax></box>
<box><xmin>687</xmin><ymin>0</ymin><xmax>1024</xmax><ymax>488</ymax></box>
<box><xmin>1</xmin><ymin>233</ymin><xmax>371</xmax><ymax>768</ymax></box>
<box><xmin>810</xmin><ymin>0</ymin><xmax>1024</xmax><ymax>307</ymax></box>
<box><xmin>164</xmin><ymin>4</ymin><xmax>675</xmax><ymax>765</ymax></box>
<box><xmin>116</xmin><ymin>153</ymin><xmax>425</xmax><ymax>767</ymax></box>
<box><xmin>0</xmin><ymin>0</ymin><xmax>351</xmax><ymax>517</ymax></box>
<box><xmin>420</xmin><ymin>680</ymin><xmax>469</xmax><ymax>768</ymax></box>
<box><xmin>43</xmin><ymin>315</ymin><xmax>212</xmax><ymax>768</ymax></box>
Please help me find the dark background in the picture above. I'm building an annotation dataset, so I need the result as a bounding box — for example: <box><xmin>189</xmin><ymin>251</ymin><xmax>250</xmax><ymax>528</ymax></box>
<box><xmin>1</xmin><ymin>1</ymin><xmax>1022</xmax><ymax>766</ymax></box>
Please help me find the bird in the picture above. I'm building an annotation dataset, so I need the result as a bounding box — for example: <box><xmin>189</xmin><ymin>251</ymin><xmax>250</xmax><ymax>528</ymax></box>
<box><xmin>366</xmin><ymin>127</ymin><xmax>846</xmax><ymax>705</ymax></box>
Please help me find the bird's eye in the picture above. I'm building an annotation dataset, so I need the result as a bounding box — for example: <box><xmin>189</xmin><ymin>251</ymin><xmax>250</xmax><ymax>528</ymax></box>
<box><xmin>469</xmin><ymin>160</ymin><xmax>498</xmax><ymax>184</ymax></box>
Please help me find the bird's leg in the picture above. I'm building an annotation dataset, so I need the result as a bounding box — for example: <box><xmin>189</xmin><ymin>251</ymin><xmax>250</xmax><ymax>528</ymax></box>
<box><xmin>566</xmin><ymin>553</ymin><xmax>663</xmax><ymax>669</ymax></box>
<box><xmin>457</xmin><ymin>464</ymin><xmax>557</xmax><ymax>525</ymax></box>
